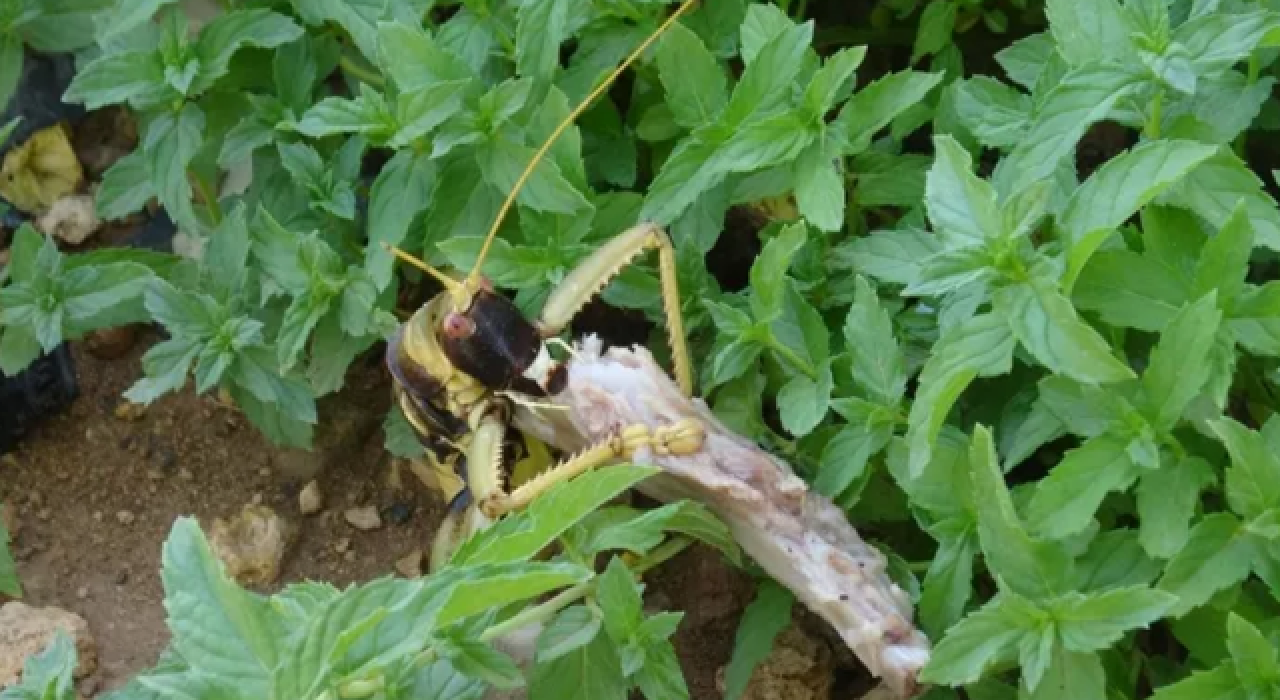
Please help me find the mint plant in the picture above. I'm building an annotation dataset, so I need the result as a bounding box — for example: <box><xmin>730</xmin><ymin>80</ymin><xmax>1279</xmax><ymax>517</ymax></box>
<box><xmin>63</xmin><ymin>465</ymin><xmax>737</xmax><ymax>700</ymax></box>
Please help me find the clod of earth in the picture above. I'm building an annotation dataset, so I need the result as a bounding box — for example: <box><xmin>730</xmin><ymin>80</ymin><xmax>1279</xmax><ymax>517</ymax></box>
<box><xmin>208</xmin><ymin>504</ymin><xmax>295</xmax><ymax>587</ymax></box>
<box><xmin>0</xmin><ymin>602</ymin><xmax>97</xmax><ymax>687</ymax></box>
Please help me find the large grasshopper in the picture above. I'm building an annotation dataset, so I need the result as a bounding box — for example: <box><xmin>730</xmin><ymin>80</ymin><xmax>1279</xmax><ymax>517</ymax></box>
<box><xmin>384</xmin><ymin>0</ymin><xmax>704</xmax><ymax>572</ymax></box>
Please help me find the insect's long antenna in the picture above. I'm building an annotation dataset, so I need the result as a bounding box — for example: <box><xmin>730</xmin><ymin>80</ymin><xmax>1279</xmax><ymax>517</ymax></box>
<box><xmin>464</xmin><ymin>0</ymin><xmax>699</xmax><ymax>292</ymax></box>
<box><xmin>382</xmin><ymin>242</ymin><xmax>466</xmax><ymax>296</ymax></box>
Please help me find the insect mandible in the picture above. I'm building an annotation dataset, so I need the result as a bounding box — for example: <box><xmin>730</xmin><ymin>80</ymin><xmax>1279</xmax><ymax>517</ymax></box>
<box><xmin>384</xmin><ymin>0</ymin><xmax>704</xmax><ymax>572</ymax></box>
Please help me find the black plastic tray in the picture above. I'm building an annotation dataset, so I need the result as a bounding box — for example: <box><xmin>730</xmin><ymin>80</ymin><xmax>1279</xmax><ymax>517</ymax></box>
<box><xmin>0</xmin><ymin>344</ymin><xmax>78</xmax><ymax>455</ymax></box>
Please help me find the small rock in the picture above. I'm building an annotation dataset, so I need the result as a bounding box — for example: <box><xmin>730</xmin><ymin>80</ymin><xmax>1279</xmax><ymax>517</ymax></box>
<box><xmin>298</xmin><ymin>481</ymin><xmax>323</xmax><ymax>516</ymax></box>
<box><xmin>178</xmin><ymin>468</ymin><xmax>194</xmax><ymax>481</ymax></box>
<box><xmin>208</xmin><ymin>505</ymin><xmax>295</xmax><ymax>587</ymax></box>
<box><xmin>115</xmin><ymin>510</ymin><xmax>135</xmax><ymax>526</ymax></box>
<box><xmin>26</xmin><ymin>493</ymin><xmax>42</xmax><ymax>509</ymax></box>
<box><xmin>76</xmin><ymin>586</ymin><xmax>89</xmax><ymax>600</ymax></box>
<box><xmin>91</xmin><ymin>512</ymin><xmax>102</xmax><ymax>523</ymax></box>
<box><xmin>114</xmin><ymin>569</ymin><xmax>128</xmax><ymax>586</ymax></box>
<box><xmin>35</xmin><ymin>509</ymin><xmax>50</xmax><ymax>522</ymax></box>
<box><xmin>343</xmin><ymin>550</ymin><xmax>356</xmax><ymax>563</ymax></box>
<box><xmin>36</xmin><ymin>193</ymin><xmax>101</xmax><ymax>245</ymax></box>
<box><xmin>86</xmin><ymin>326</ymin><xmax>137</xmax><ymax>360</ymax></box>
<box><xmin>344</xmin><ymin>506</ymin><xmax>382</xmax><ymax>532</ymax></box>
<box><xmin>171</xmin><ymin>231</ymin><xmax>205</xmax><ymax>260</ymax></box>
<box><xmin>334</xmin><ymin>538</ymin><xmax>351</xmax><ymax>554</ymax></box>
<box><xmin>146</xmin><ymin>469</ymin><xmax>163</xmax><ymax>482</ymax></box>
<box><xmin>0</xmin><ymin>602</ymin><xmax>98</xmax><ymax>685</ymax></box>
<box><xmin>258</xmin><ymin>467</ymin><xmax>271</xmax><ymax>479</ymax></box>
<box><xmin>395</xmin><ymin>549</ymin><xmax>424</xmax><ymax>579</ymax></box>
<box><xmin>251</xmin><ymin>493</ymin><xmax>264</xmax><ymax>506</ymax></box>
<box><xmin>113</xmin><ymin>402</ymin><xmax>146</xmax><ymax>423</ymax></box>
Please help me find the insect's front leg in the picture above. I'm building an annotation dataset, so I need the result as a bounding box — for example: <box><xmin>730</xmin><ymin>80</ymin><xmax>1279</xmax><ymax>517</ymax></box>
<box><xmin>537</xmin><ymin>223</ymin><xmax>694</xmax><ymax>398</ymax></box>
<box><xmin>479</xmin><ymin>418</ymin><xmax>705</xmax><ymax>519</ymax></box>
<box><xmin>429</xmin><ymin>412</ymin><xmax>505</xmax><ymax>571</ymax></box>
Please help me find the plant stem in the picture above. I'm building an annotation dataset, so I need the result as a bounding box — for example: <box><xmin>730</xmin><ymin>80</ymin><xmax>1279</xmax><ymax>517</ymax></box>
<box><xmin>1146</xmin><ymin>88</ymin><xmax>1163</xmax><ymax>140</ymax></box>
<box><xmin>339</xmin><ymin>55</ymin><xmax>386</xmax><ymax>88</ymax></box>
<box><xmin>632</xmin><ymin>536</ymin><xmax>694</xmax><ymax>575</ymax></box>
<box><xmin>194</xmin><ymin>174</ymin><xmax>221</xmax><ymax>225</ymax></box>
<box><xmin>480</xmin><ymin>582</ymin><xmax>591</xmax><ymax>644</ymax></box>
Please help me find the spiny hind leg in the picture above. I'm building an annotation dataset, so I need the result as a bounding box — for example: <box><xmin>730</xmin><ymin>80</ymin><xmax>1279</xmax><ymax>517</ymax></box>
<box><xmin>537</xmin><ymin>223</ymin><xmax>694</xmax><ymax>397</ymax></box>
<box><xmin>478</xmin><ymin>418</ymin><xmax>705</xmax><ymax>519</ymax></box>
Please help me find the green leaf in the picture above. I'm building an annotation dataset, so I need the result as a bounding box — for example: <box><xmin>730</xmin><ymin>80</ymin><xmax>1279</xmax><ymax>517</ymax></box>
<box><xmin>536</xmin><ymin>605</ymin><xmax>602</xmax><ymax>664</ymax></box>
<box><xmin>1024</xmin><ymin>649</ymin><xmax>1106</xmax><ymax>700</ymax></box>
<box><xmin>793</xmin><ymin>142</ymin><xmax>845</xmax><ymax>233</ymax></box>
<box><xmin>63</xmin><ymin>50</ymin><xmax>168</xmax><ymax>110</ymax></box>
<box><xmin>656</xmin><ymin>22</ymin><xmax>728</xmax><ymax>130</ymax></box>
<box><xmin>479</xmin><ymin>135</ymin><xmax>590</xmax><ymax>215</ymax></box>
<box><xmin>845</xmin><ymin>276</ymin><xmax>907</xmax><ymax>405</ymax></box>
<box><xmin>515</xmin><ymin>0</ymin><xmax>570</xmax><ymax>85</ymax></box>
<box><xmin>1073</xmin><ymin>529</ymin><xmax>1162</xmax><ymax>591</ymax></box>
<box><xmin>1157</xmin><ymin>513</ymin><xmax>1254</xmax><ymax>617</ymax></box>
<box><xmin>439</xmin><ymin>638</ymin><xmax>525</xmax><ymax>690</ymax></box>
<box><xmin>992</xmin><ymin>63</ymin><xmax>1143</xmax><ymax>199</ymax></box>
<box><xmin>1191</xmin><ymin>202</ymin><xmax>1253</xmax><ymax>307</ymax></box>
<box><xmin>950</xmin><ymin>76</ymin><xmax>1031</xmax><ymax>150</ymax></box>
<box><xmin>595</xmin><ymin>557</ymin><xmax>644</xmax><ymax>649</ymax></box>
<box><xmin>375</xmin><ymin>21</ymin><xmax>472</xmax><ymax>92</ymax></box>
<box><xmin>919</xmin><ymin>593</ymin><xmax>1033</xmax><ymax>686</ymax></box>
<box><xmin>0</xmin><ymin>35</ymin><xmax>21</xmax><ymax>112</ymax></box>
<box><xmin>925</xmin><ymin>134</ymin><xmax>1001</xmax><ymax>244</ymax></box>
<box><xmin>803</xmin><ymin>46</ymin><xmax>865</xmax><ymax>116</ymax></box>
<box><xmin>452</xmin><ymin>465</ymin><xmax>659</xmax><ymax>567</ymax></box>
<box><xmin>145</xmin><ymin>103</ymin><xmax>205</xmax><ymax>235</ymax></box>
<box><xmin>1212</xmin><ymin>417</ymin><xmax>1280</xmax><ymax>521</ymax></box>
<box><xmin>1149</xmin><ymin>664</ymin><xmax>1247</xmax><ymax>700</ymax></box>
<box><xmin>1059</xmin><ymin>140</ymin><xmax>1218</xmax><ymax>291</ymax></box>
<box><xmin>970</xmin><ymin>425</ymin><xmax>1071</xmax><ymax>599</ymax></box>
<box><xmin>919</xmin><ymin>518</ymin><xmax>979</xmax><ymax>638</ymax></box>
<box><xmin>365</xmin><ymin>151</ymin><xmax>436</xmax><ymax>290</ymax></box>
<box><xmin>1141</xmin><ymin>293</ymin><xmax>1222</xmax><ymax>430</ymax></box>
<box><xmin>839</xmin><ymin>228</ymin><xmax>944</xmax><ymax>286</ymax></box>
<box><xmin>1137</xmin><ymin>457</ymin><xmax>1215</xmax><ymax>560</ymax></box>
<box><xmin>835</xmin><ymin>70</ymin><xmax>943</xmax><ymax>151</ymax></box>
<box><xmin>191</xmin><ymin>9</ymin><xmax>303</xmax><ymax>95</ymax></box>
<box><xmin>159</xmin><ymin>518</ymin><xmax>281</xmax><ymax>696</ymax></box>
<box><xmin>1071</xmin><ymin>249</ymin><xmax>1189</xmax><ymax>333</ymax></box>
<box><xmin>749</xmin><ymin>222</ymin><xmax>807</xmax><ymax>319</ymax></box>
<box><xmin>1044</xmin><ymin>0</ymin><xmax>1134</xmax><ymax>66</ymax></box>
<box><xmin>913</xmin><ymin>0</ymin><xmax>958</xmax><ymax>64</ymax></box>
<box><xmin>816</xmin><ymin>403</ymin><xmax>894</xmax><ymax>499</ymax></box>
<box><xmin>567</xmin><ymin>501</ymin><xmax>740</xmax><ymax>566</ymax></box>
<box><xmin>1160</xmin><ymin>149</ymin><xmax>1280</xmax><ymax>253</ymax></box>
<box><xmin>97</xmin><ymin>151</ymin><xmax>157</xmax><ymax>222</ymax></box>
<box><xmin>0</xmin><ymin>504</ymin><xmax>19</xmax><ymax>598</ymax></box>
<box><xmin>906</xmin><ymin>314</ymin><xmax>1015</xmax><ymax>476</ymax></box>
<box><xmin>994</xmin><ymin>277</ymin><xmax>1136</xmax><ymax>385</ymax></box>
<box><xmin>722</xmin><ymin>580</ymin><xmax>793</xmax><ymax>700</ymax></box>
<box><xmin>632</xmin><ymin>637</ymin><xmax>689</xmax><ymax>700</ymax></box>
<box><xmin>1227</xmin><ymin>612</ymin><xmax>1280</xmax><ymax>691</ymax></box>
<box><xmin>996</xmin><ymin>32</ymin><xmax>1055</xmax><ymax>89</ymax></box>
<box><xmin>1026</xmin><ymin>436</ymin><xmax>1139</xmax><ymax>540</ymax></box>
<box><xmin>528</xmin><ymin>627</ymin><xmax>627</xmax><ymax>700</ymax></box>
<box><xmin>1176</xmin><ymin>10</ymin><xmax>1280</xmax><ymax>75</ymax></box>
<box><xmin>1050</xmin><ymin>586</ymin><xmax>1177</xmax><ymax>652</ymax></box>
<box><xmin>776</xmin><ymin>362</ymin><xmax>833</xmax><ymax>437</ymax></box>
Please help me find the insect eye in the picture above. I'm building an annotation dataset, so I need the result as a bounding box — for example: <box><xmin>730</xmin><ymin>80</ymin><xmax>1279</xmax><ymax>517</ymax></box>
<box><xmin>443</xmin><ymin>312</ymin><xmax>475</xmax><ymax>339</ymax></box>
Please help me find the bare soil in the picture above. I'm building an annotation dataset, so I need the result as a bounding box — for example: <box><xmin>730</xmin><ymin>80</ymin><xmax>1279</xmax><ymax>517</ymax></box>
<box><xmin>0</xmin><ymin>331</ymin><xmax>757</xmax><ymax>697</ymax></box>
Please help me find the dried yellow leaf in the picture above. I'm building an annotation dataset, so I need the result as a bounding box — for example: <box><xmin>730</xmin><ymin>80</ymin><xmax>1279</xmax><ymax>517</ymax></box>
<box><xmin>0</xmin><ymin>123</ymin><xmax>84</xmax><ymax>213</ymax></box>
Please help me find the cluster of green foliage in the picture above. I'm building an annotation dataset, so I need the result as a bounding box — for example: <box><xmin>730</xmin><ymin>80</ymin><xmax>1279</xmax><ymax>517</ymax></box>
<box><xmin>4</xmin><ymin>0</ymin><xmax>1280</xmax><ymax>697</ymax></box>
<box><xmin>2</xmin><ymin>465</ymin><xmax>743</xmax><ymax>700</ymax></box>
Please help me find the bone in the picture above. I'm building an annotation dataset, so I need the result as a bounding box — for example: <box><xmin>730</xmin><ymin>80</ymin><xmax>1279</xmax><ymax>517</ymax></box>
<box><xmin>512</xmin><ymin>335</ymin><xmax>932</xmax><ymax>698</ymax></box>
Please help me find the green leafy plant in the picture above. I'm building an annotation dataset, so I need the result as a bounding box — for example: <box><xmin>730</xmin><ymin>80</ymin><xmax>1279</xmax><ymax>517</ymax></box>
<box><xmin>0</xmin><ymin>0</ymin><xmax>111</xmax><ymax>109</ymax></box>
<box><xmin>43</xmin><ymin>465</ymin><xmax>737</xmax><ymax>700</ymax></box>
